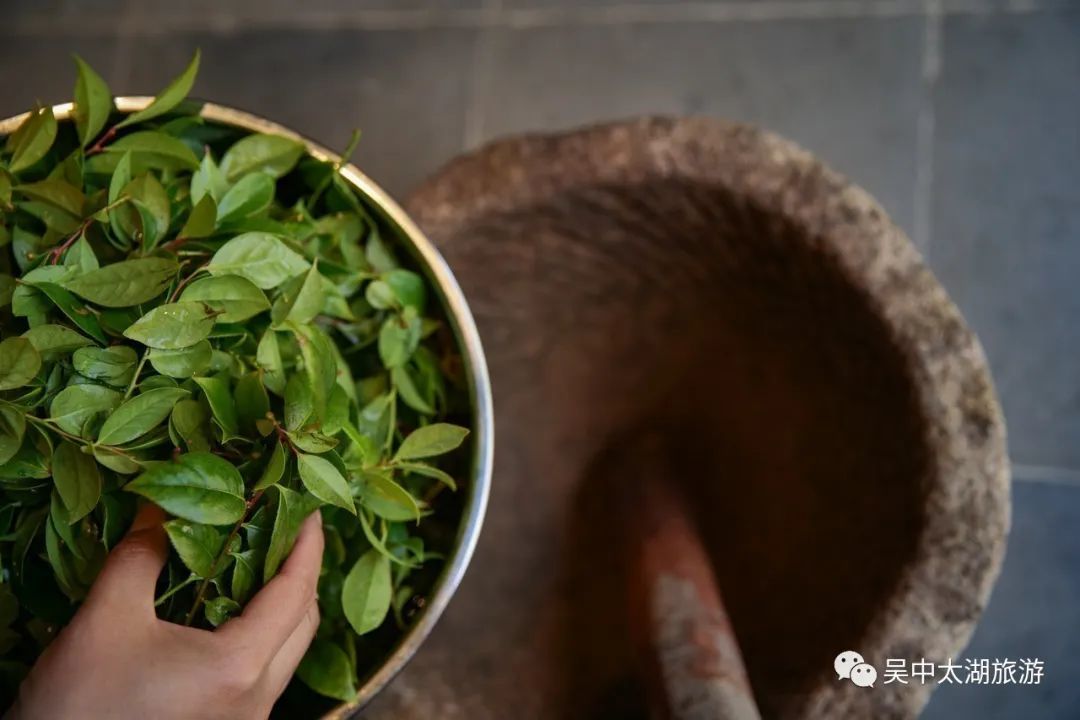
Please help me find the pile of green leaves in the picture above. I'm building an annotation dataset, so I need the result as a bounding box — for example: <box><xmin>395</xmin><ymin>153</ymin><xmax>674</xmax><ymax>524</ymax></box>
<box><xmin>0</xmin><ymin>52</ymin><xmax>472</xmax><ymax>708</ymax></box>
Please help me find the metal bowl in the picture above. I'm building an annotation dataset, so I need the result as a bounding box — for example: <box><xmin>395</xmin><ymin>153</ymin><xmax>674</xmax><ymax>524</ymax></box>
<box><xmin>0</xmin><ymin>98</ymin><xmax>494</xmax><ymax>716</ymax></box>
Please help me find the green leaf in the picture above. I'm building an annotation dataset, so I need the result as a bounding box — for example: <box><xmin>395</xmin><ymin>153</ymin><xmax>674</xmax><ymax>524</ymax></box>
<box><xmin>73</xmin><ymin>55</ymin><xmax>112</xmax><ymax>147</ymax></box>
<box><xmin>378</xmin><ymin>311</ymin><xmax>421</xmax><ymax>369</ymax></box>
<box><xmin>63</xmin><ymin>236</ymin><xmax>99</xmax><ymax>273</ymax></box>
<box><xmin>264</xmin><ymin>485</ymin><xmax>320</xmax><ymax>581</ymax></box>
<box><xmin>7</xmin><ymin>107</ymin><xmax>57</xmax><ymax>174</ymax></box>
<box><xmin>0</xmin><ymin>275</ymin><xmax>15</xmax><ymax>308</ymax></box>
<box><xmin>353</xmin><ymin>392</ymin><xmax>392</xmax><ymax>451</ymax></box>
<box><xmin>319</xmin><ymin>277</ymin><xmax>354</xmax><ymax>321</ymax></box>
<box><xmin>190</xmin><ymin>151</ymin><xmax>228</xmax><ymax>205</ymax></box>
<box><xmin>291</xmin><ymin>322</ymin><xmax>336</xmax><ymax>424</ymax></box>
<box><xmin>271</xmin><ymin>261</ymin><xmax>325</xmax><ymax>326</ymax></box>
<box><xmin>93</xmin><ymin>448</ymin><xmax>140</xmax><ymax>475</ymax></box>
<box><xmin>296</xmin><ymin>639</ymin><xmax>357</xmax><ymax>702</ymax></box>
<box><xmin>221</xmin><ymin>133</ymin><xmax>305</xmax><ymax>181</ymax></box>
<box><xmin>204</xmin><ymin>596</ymin><xmax>240</xmax><ymax>627</ymax></box>
<box><xmin>230</xmin><ymin>549</ymin><xmax>258</xmax><ymax>604</ymax></box>
<box><xmin>323</xmin><ymin>384</ymin><xmax>349</xmax><ymax>436</ymax></box>
<box><xmin>253</xmin><ymin>440</ymin><xmax>286</xmax><ymax>491</ymax></box>
<box><xmin>14</xmin><ymin>178</ymin><xmax>85</xmax><ymax>217</ymax></box>
<box><xmin>92</xmin><ymin>131</ymin><xmax>200</xmax><ymax>173</ymax></box>
<box><xmin>358</xmin><ymin>470</ymin><xmax>421</xmax><ymax>522</ymax></box>
<box><xmin>121</xmin><ymin>425</ymin><xmax>170</xmax><ymax>451</ymax></box>
<box><xmin>106</xmin><ymin>151</ymin><xmax>134</xmax><ymax>242</ymax></box>
<box><xmin>72</xmin><ymin>345</ymin><xmax>137</xmax><ymax>386</ymax></box>
<box><xmin>296</xmin><ymin>452</ymin><xmax>354</xmax><ymax>513</ymax></box>
<box><xmin>51</xmin><ymin>442</ymin><xmax>102</xmax><ymax>523</ymax></box>
<box><xmin>0</xmin><ymin>338</ymin><xmax>41</xmax><ymax>390</ymax></box>
<box><xmin>383</xmin><ymin>269</ymin><xmax>427</xmax><ymax>312</ymax></box>
<box><xmin>255</xmin><ymin>329</ymin><xmax>285</xmax><ymax>396</ymax></box>
<box><xmin>179</xmin><ymin>275</ymin><xmax>269</xmax><ymax>323</ymax></box>
<box><xmin>45</xmin><ymin>515</ymin><xmax>83</xmax><ymax>602</ymax></box>
<box><xmin>169</xmin><ymin>398</ymin><xmax>211</xmax><ymax>452</ymax></box>
<box><xmin>341</xmin><ymin>549</ymin><xmax>391</xmax><ymax>635</ymax></box>
<box><xmin>0</xmin><ymin>407</ymin><xmax>26</xmax><ymax>467</ymax></box>
<box><xmin>216</xmin><ymin>172</ymin><xmax>273</xmax><ymax>224</ymax></box>
<box><xmin>234</xmin><ymin>372</ymin><xmax>270</xmax><ymax>435</ymax></box>
<box><xmin>288</xmin><ymin>430</ymin><xmax>338</xmax><ymax>454</ymax></box>
<box><xmin>394</xmin><ymin>423</ymin><xmax>469</xmax><ymax>461</ymax></box>
<box><xmin>109</xmin><ymin>151</ymin><xmax>131</xmax><ymax>205</ymax></box>
<box><xmin>394</xmin><ymin>461</ymin><xmax>457</xmax><ymax>491</ymax></box>
<box><xmin>284</xmin><ymin>373</ymin><xmax>314</xmax><ymax>432</ymax></box>
<box><xmin>123</xmin><ymin>302</ymin><xmax>216</xmax><ymax>349</ymax></box>
<box><xmin>193</xmin><ymin>376</ymin><xmax>239</xmax><ymax>439</ymax></box>
<box><xmin>365</xmin><ymin>229</ymin><xmax>398</xmax><ymax>273</ymax></box>
<box><xmin>125</xmin><ymin>173</ymin><xmax>171</xmax><ymax>248</ymax></box>
<box><xmin>16</xmin><ymin>201</ymin><xmax>80</xmax><ymax>235</ymax></box>
<box><xmin>22</xmin><ymin>324</ymin><xmax>92</xmax><ymax>356</ymax></box>
<box><xmin>51</xmin><ymin>489</ymin><xmax>80</xmax><ymax>553</ymax></box>
<box><xmin>125</xmin><ymin>452</ymin><xmax>245</xmax><ymax>525</ymax></box>
<box><xmin>97</xmin><ymin>387</ymin><xmax>190</xmax><ymax>446</ymax></box>
<box><xmin>64</xmin><ymin>258</ymin><xmax>178</xmax><ymax>308</ymax></box>
<box><xmin>148</xmin><ymin>340</ymin><xmax>212</xmax><ymax>379</ymax></box>
<box><xmin>391</xmin><ymin>365</ymin><xmax>435</xmax><ymax>415</ymax></box>
<box><xmin>164</xmin><ymin>518</ymin><xmax>225</xmax><ymax>577</ymax></box>
<box><xmin>27</xmin><ymin>283</ymin><xmax>102</xmax><ymax>343</ymax></box>
<box><xmin>178</xmin><ymin>195</ymin><xmax>216</xmax><ymax>239</ymax></box>
<box><xmin>49</xmin><ymin>384</ymin><xmax>123</xmax><ymax>437</ymax></box>
<box><xmin>206</xmin><ymin>232</ymin><xmax>309</xmax><ymax>289</ymax></box>
<box><xmin>364</xmin><ymin>280</ymin><xmax>396</xmax><ymax>310</ymax></box>
<box><xmin>117</xmin><ymin>50</ymin><xmax>200</xmax><ymax>128</ymax></box>
<box><xmin>0</xmin><ymin>439</ymin><xmax>50</xmax><ymax>480</ymax></box>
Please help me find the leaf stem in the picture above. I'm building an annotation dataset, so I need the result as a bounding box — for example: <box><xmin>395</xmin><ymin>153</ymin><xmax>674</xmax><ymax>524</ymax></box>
<box><xmin>167</xmin><ymin>262</ymin><xmax>208</xmax><ymax>303</ymax></box>
<box><xmin>123</xmin><ymin>349</ymin><xmax>150</xmax><ymax>400</ymax></box>
<box><xmin>85</xmin><ymin>125</ymin><xmax>118</xmax><ymax>156</ymax></box>
<box><xmin>183</xmin><ymin>490</ymin><xmax>264</xmax><ymax>626</ymax></box>
<box><xmin>155</xmin><ymin>574</ymin><xmax>197</xmax><ymax>607</ymax></box>
<box><xmin>46</xmin><ymin>221</ymin><xmax>92</xmax><ymax>265</ymax></box>
<box><xmin>384</xmin><ymin>388</ymin><xmax>398</xmax><ymax>455</ymax></box>
<box><xmin>25</xmin><ymin>416</ymin><xmax>140</xmax><ymax>462</ymax></box>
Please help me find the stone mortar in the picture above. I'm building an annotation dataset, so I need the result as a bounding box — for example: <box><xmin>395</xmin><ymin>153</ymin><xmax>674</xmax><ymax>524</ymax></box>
<box><xmin>362</xmin><ymin>117</ymin><xmax>1010</xmax><ymax>720</ymax></box>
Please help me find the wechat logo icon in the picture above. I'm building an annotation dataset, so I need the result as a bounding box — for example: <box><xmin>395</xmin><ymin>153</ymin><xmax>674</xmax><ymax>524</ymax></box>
<box><xmin>835</xmin><ymin>651</ymin><xmax>877</xmax><ymax>688</ymax></box>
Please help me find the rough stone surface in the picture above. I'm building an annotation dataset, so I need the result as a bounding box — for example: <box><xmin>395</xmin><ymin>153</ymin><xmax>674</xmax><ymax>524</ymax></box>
<box><xmin>361</xmin><ymin>117</ymin><xmax>1010</xmax><ymax>719</ymax></box>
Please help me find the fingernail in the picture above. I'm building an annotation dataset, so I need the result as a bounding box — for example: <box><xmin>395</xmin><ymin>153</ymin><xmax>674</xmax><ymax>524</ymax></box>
<box><xmin>129</xmin><ymin>502</ymin><xmax>165</xmax><ymax>533</ymax></box>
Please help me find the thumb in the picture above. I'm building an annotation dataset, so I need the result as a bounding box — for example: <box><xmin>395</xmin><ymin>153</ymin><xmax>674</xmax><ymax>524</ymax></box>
<box><xmin>85</xmin><ymin>503</ymin><xmax>168</xmax><ymax>616</ymax></box>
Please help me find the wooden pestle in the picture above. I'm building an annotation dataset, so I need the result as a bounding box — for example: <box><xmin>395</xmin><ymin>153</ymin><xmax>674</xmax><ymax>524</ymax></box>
<box><xmin>623</xmin><ymin>435</ymin><xmax>762</xmax><ymax>720</ymax></box>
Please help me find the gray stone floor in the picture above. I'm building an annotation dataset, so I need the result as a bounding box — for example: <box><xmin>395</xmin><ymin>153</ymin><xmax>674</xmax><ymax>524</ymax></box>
<box><xmin>2</xmin><ymin>1</ymin><xmax>1078</xmax><ymax>717</ymax></box>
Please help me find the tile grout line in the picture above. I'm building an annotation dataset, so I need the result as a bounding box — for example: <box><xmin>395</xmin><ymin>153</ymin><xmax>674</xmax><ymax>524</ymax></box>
<box><xmin>503</xmin><ymin>0</ymin><xmax>924</xmax><ymax>27</ymax></box>
<box><xmin>1012</xmin><ymin>464</ymin><xmax>1080</xmax><ymax>488</ymax></box>
<box><xmin>462</xmin><ymin>0</ymin><xmax>501</xmax><ymax>151</ymax></box>
<box><xmin>913</xmin><ymin>0</ymin><xmax>942</xmax><ymax>253</ymax></box>
<box><xmin>8</xmin><ymin>0</ymin><xmax>1078</xmax><ymax>36</ymax></box>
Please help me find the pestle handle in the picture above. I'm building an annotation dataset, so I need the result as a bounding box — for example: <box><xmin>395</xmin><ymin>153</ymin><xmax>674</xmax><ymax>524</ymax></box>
<box><xmin>625</xmin><ymin>436</ymin><xmax>762</xmax><ymax>720</ymax></box>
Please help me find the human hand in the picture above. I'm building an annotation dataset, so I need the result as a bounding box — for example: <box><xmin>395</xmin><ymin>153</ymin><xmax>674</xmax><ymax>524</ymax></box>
<box><xmin>8</xmin><ymin>503</ymin><xmax>324</xmax><ymax>720</ymax></box>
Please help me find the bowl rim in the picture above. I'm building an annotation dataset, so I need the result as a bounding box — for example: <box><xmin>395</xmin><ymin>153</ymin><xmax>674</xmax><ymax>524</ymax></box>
<box><xmin>0</xmin><ymin>97</ymin><xmax>494</xmax><ymax>717</ymax></box>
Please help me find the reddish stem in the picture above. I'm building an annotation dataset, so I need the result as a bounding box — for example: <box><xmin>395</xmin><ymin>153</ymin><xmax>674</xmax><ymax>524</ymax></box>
<box><xmin>47</xmin><ymin>221</ymin><xmax>92</xmax><ymax>265</ymax></box>
<box><xmin>167</xmin><ymin>262</ymin><xmax>208</xmax><ymax>302</ymax></box>
<box><xmin>86</xmin><ymin>125</ymin><xmax>118</xmax><ymax>156</ymax></box>
<box><xmin>275</xmin><ymin>424</ymin><xmax>299</xmax><ymax>456</ymax></box>
<box><xmin>161</xmin><ymin>237</ymin><xmax>190</xmax><ymax>253</ymax></box>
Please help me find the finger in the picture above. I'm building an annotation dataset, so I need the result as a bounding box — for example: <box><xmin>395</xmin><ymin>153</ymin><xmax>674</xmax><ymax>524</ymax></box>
<box><xmin>85</xmin><ymin>503</ymin><xmax>168</xmax><ymax>616</ymax></box>
<box><xmin>265</xmin><ymin>600</ymin><xmax>320</xmax><ymax>699</ymax></box>
<box><xmin>217</xmin><ymin>510</ymin><xmax>324</xmax><ymax>664</ymax></box>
